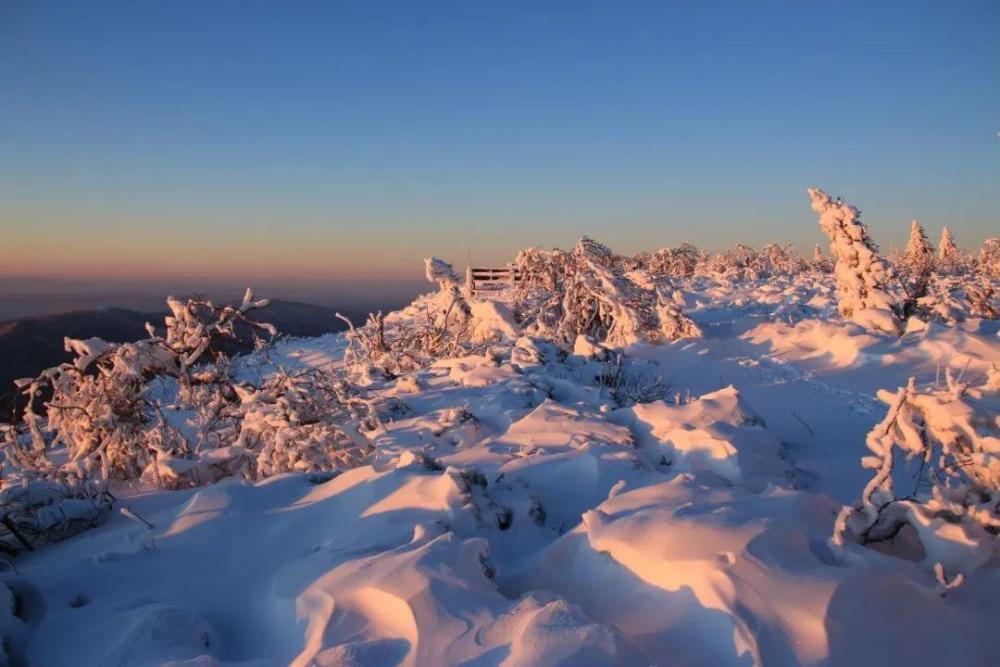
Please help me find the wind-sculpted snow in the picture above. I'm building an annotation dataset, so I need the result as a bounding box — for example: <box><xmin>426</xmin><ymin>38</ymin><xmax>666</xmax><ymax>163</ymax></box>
<box><xmin>2</xmin><ymin>224</ymin><xmax>1000</xmax><ymax>665</ymax></box>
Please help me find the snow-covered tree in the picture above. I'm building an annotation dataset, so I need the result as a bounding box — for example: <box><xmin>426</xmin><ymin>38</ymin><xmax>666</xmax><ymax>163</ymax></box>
<box><xmin>937</xmin><ymin>226</ymin><xmax>967</xmax><ymax>275</ymax></box>
<box><xmin>807</xmin><ymin>187</ymin><xmax>900</xmax><ymax>333</ymax></box>
<box><xmin>896</xmin><ymin>220</ymin><xmax>936</xmax><ymax>315</ymax></box>
<box><xmin>977</xmin><ymin>237</ymin><xmax>1000</xmax><ymax>280</ymax></box>
<box><xmin>810</xmin><ymin>244</ymin><xmax>832</xmax><ymax>272</ymax></box>
<box><xmin>900</xmin><ymin>220</ymin><xmax>935</xmax><ymax>276</ymax></box>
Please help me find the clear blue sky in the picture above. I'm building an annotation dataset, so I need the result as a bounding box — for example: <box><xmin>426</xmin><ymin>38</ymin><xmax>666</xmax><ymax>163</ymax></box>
<box><xmin>1</xmin><ymin>1</ymin><xmax>997</xmax><ymax>285</ymax></box>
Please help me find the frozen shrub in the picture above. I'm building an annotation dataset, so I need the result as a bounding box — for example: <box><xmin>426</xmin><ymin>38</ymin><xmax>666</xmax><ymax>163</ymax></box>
<box><xmin>695</xmin><ymin>244</ymin><xmax>763</xmax><ymax>283</ymax></box>
<box><xmin>833</xmin><ymin>368</ymin><xmax>1000</xmax><ymax>582</ymax></box>
<box><xmin>965</xmin><ymin>280</ymin><xmax>998</xmax><ymax>320</ymax></box>
<box><xmin>759</xmin><ymin>243</ymin><xmax>808</xmax><ymax>276</ymax></box>
<box><xmin>0</xmin><ymin>478</ymin><xmax>114</xmax><ymax>553</ymax></box>
<box><xmin>514</xmin><ymin>239</ymin><xmax>701</xmax><ymax>348</ymax></box>
<box><xmin>807</xmin><ymin>187</ymin><xmax>901</xmax><ymax>333</ymax></box>
<box><xmin>691</xmin><ymin>243</ymin><xmax>806</xmax><ymax>283</ymax></box>
<box><xmin>425</xmin><ymin>256</ymin><xmax>463</xmax><ymax>290</ymax></box>
<box><xmin>233</xmin><ymin>369</ymin><xmax>374</xmax><ymax>479</ymax></box>
<box><xmin>911</xmin><ymin>275</ymin><xmax>999</xmax><ymax>324</ymax></box>
<box><xmin>647</xmin><ymin>243</ymin><xmax>704</xmax><ymax>278</ymax></box>
<box><xmin>341</xmin><ymin>259</ymin><xmax>477</xmax><ymax>378</ymax></box>
<box><xmin>598</xmin><ymin>353</ymin><xmax>670</xmax><ymax>408</ymax></box>
<box><xmin>0</xmin><ymin>289</ymin><xmax>378</xmax><ymax>487</ymax></box>
<box><xmin>916</xmin><ymin>276</ymin><xmax>968</xmax><ymax>324</ymax></box>
<box><xmin>8</xmin><ymin>290</ymin><xmax>275</xmax><ymax>480</ymax></box>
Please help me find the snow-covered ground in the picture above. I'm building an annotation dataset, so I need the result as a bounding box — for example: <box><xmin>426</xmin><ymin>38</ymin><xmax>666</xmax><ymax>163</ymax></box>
<box><xmin>3</xmin><ymin>269</ymin><xmax>999</xmax><ymax>666</ymax></box>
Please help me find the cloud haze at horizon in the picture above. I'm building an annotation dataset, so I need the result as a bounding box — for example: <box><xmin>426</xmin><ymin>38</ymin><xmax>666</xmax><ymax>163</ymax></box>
<box><xmin>1</xmin><ymin>1</ymin><xmax>998</xmax><ymax>290</ymax></box>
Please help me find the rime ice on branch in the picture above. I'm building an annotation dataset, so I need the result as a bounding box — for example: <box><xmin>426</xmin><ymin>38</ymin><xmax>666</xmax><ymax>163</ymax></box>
<box><xmin>807</xmin><ymin>187</ymin><xmax>901</xmax><ymax>333</ymax></box>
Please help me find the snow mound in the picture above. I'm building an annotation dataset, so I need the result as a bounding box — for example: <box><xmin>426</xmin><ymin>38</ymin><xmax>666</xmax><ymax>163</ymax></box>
<box><xmin>612</xmin><ymin>386</ymin><xmax>785</xmax><ymax>486</ymax></box>
<box><xmin>15</xmin><ymin>467</ymin><xmax>632</xmax><ymax>666</ymax></box>
<box><xmin>517</xmin><ymin>477</ymin><xmax>1000</xmax><ymax>666</ymax></box>
<box><xmin>498</xmin><ymin>399</ymin><xmax>634</xmax><ymax>452</ymax></box>
<box><xmin>468</xmin><ymin>299</ymin><xmax>520</xmax><ymax>343</ymax></box>
<box><xmin>745</xmin><ymin>318</ymin><xmax>1000</xmax><ymax>376</ymax></box>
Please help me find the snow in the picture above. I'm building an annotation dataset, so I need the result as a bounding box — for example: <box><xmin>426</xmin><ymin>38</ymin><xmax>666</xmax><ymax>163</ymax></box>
<box><xmin>2</xmin><ymin>236</ymin><xmax>999</xmax><ymax>665</ymax></box>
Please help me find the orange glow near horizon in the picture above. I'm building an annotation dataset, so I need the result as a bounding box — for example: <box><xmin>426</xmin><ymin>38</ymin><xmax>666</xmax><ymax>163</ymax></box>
<box><xmin>2</xmin><ymin>217</ymin><xmax>504</xmax><ymax>283</ymax></box>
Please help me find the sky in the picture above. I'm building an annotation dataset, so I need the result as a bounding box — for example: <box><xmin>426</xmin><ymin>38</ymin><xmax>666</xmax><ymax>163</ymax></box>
<box><xmin>1</xmin><ymin>1</ymin><xmax>998</xmax><ymax>304</ymax></box>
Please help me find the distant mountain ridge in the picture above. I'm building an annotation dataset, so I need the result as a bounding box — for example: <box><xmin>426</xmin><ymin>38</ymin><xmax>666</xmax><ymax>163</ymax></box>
<box><xmin>0</xmin><ymin>299</ymin><xmax>364</xmax><ymax>421</ymax></box>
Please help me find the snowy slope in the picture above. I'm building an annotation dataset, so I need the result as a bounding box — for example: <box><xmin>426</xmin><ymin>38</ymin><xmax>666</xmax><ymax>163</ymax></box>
<box><xmin>2</xmin><ymin>276</ymin><xmax>1000</xmax><ymax>667</ymax></box>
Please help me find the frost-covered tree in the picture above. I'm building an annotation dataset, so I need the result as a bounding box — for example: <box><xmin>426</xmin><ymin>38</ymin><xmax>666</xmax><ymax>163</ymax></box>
<box><xmin>807</xmin><ymin>187</ymin><xmax>901</xmax><ymax>333</ymax></box>
<box><xmin>896</xmin><ymin>220</ymin><xmax>936</xmax><ymax>315</ymax></box>
<box><xmin>833</xmin><ymin>368</ymin><xmax>1000</xmax><ymax>584</ymax></box>
<box><xmin>977</xmin><ymin>237</ymin><xmax>1000</xmax><ymax>280</ymax></box>
<box><xmin>936</xmin><ymin>226</ymin><xmax>967</xmax><ymax>275</ymax></box>
<box><xmin>811</xmin><ymin>244</ymin><xmax>832</xmax><ymax>272</ymax></box>
<box><xmin>900</xmin><ymin>220</ymin><xmax>935</xmax><ymax>276</ymax></box>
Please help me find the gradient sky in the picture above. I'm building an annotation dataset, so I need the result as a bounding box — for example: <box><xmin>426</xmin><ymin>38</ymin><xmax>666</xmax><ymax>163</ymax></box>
<box><xmin>1</xmin><ymin>1</ymin><xmax>997</xmax><ymax>287</ymax></box>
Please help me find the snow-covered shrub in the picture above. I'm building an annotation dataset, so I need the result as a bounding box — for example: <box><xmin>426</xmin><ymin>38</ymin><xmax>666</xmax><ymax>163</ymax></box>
<box><xmin>965</xmin><ymin>280</ymin><xmax>999</xmax><ymax>320</ymax></box>
<box><xmin>646</xmin><ymin>243</ymin><xmax>704</xmax><ymax>278</ymax></box>
<box><xmin>597</xmin><ymin>353</ymin><xmax>670</xmax><ymax>408</ymax></box>
<box><xmin>5</xmin><ymin>289</ymin><xmax>371</xmax><ymax>492</ymax></box>
<box><xmin>691</xmin><ymin>243</ymin><xmax>806</xmax><ymax>283</ymax></box>
<box><xmin>1</xmin><ymin>288</ymin><xmax>383</xmax><ymax>491</ymax></box>
<box><xmin>425</xmin><ymin>256</ymin><xmax>463</xmax><ymax>290</ymax></box>
<box><xmin>833</xmin><ymin>368</ymin><xmax>1000</xmax><ymax>582</ymax></box>
<box><xmin>915</xmin><ymin>277</ymin><xmax>964</xmax><ymax>324</ymax></box>
<box><xmin>695</xmin><ymin>244</ymin><xmax>764</xmax><ymax>283</ymax></box>
<box><xmin>758</xmin><ymin>243</ymin><xmax>808</xmax><ymax>277</ymax></box>
<box><xmin>912</xmin><ymin>275</ymin><xmax>999</xmax><ymax>324</ymax></box>
<box><xmin>8</xmin><ymin>290</ymin><xmax>275</xmax><ymax>480</ymax></box>
<box><xmin>340</xmin><ymin>258</ymin><xmax>478</xmax><ymax>378</ymax></box>
<box><xmin>0</xmin><ymin>478</ymin><xmax>114</xmax><ymax>553</ymax></box>
<box><xmin>808</xmin><ymin>187</ymin><xmax>901</xmax><ymax>333</ymax></box>
<box><xmin>232</xmin><ymin>369</ymin><xmax>374</xmax><ymax>479</ymax></box>
<box><xmin>514</xmin><ymin>238</ymin><xmax>701</xmax><ymax>348</ymax></box>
